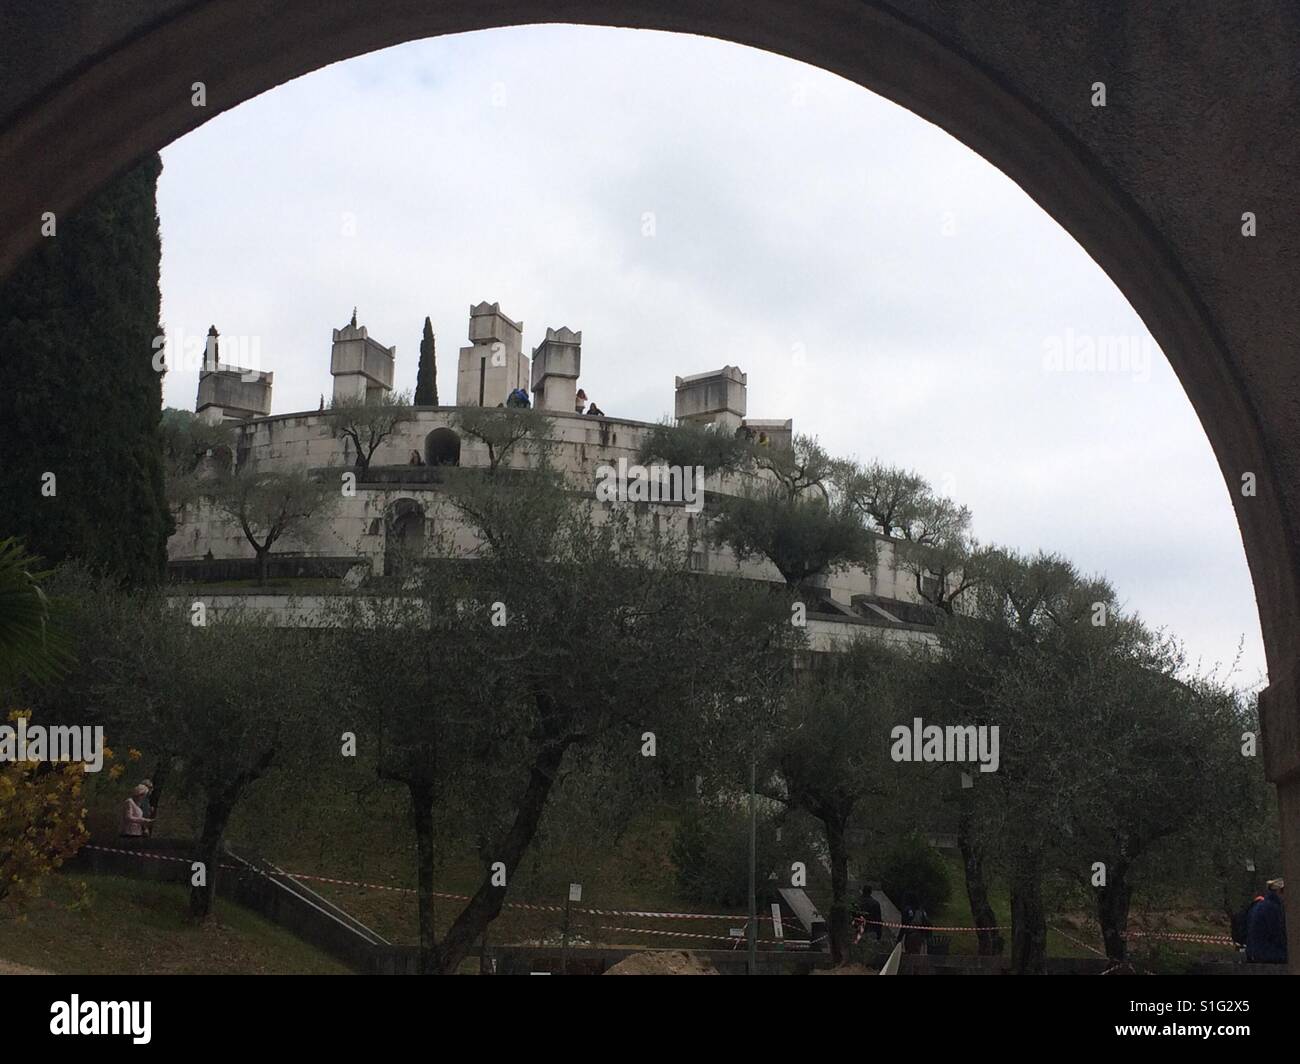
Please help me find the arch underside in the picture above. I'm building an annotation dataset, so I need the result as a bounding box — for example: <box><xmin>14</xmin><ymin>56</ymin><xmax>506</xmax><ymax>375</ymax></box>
<box><xmin>3</xmin><ymin>0</ymin><xmax>1298</xmax><ymax>966</ymax></box>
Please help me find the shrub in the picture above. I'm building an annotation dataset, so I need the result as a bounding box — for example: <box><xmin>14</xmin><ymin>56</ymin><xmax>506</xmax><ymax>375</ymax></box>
<box><xmin>877</xmin><ymin>831</ymin><xmax>951</xmax><ymax>915</ymax></box>
<box><xmin>0</xmin><ymin>710</ymin><xmax>93</xmax><ymax>908</ymax></box>
<box><xmin>637</xmin><ymin>419</ymin><xmax>752</xmax><ymax>477</ymax></box>
<box><xmin>672</xmin><ymin>801</ymin><xmax>814</xmax><ymax>908</ymax></box>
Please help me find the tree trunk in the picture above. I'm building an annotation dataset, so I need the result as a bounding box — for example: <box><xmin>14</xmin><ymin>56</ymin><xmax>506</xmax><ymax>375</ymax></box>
<box><xmin>957</xmin><ymin>799</ymin><xmax>1003</xmax><ymax>955</ymax></box>
<box><xmin>1096</xmin><ymin>860</ymin><xmax>1132</xmax><ymax>960</ymax></box>
<box><xmin>190</xmin><ymin>794</ymin><xmax>234</xmax><ymax>920</ymax></box>
<box><xmin>822</xmin><ymin>808</ymin><xmax>852</xmax><ymax>964</ymax></box>
<box><xmin>1009</xmin><ymin>852</ymin><xmax>1047</xmax><ymax>974</ymax></box>
<box><xmin>429</xmin><ymin>736</ymin><xmax>571</xmax><ymax>974</ymax></box>
<box><xmin>408</xmin><ymin>780</ymin><xmax>440</xmax><ymax>975</ymax></box>
<box><xmin>188</xmin><ymin>748</ymin><xmax>274</xmax><ymax>920</ymax></box>
<box><xmin>255</xmin><ymin>547</ymin><xmax>268</xmax><ymax>586</ymax></box>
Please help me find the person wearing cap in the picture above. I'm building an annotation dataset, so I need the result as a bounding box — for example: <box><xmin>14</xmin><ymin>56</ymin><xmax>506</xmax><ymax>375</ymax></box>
<box><xmin>1245</xmin><ymin>877</ymin><xmax>1287</xmax><ymax>964</ymax></box>
<box><xmin>120</xmin><ymin>784</ymin><xmax>154</xmax><ymax>841</ymax></box>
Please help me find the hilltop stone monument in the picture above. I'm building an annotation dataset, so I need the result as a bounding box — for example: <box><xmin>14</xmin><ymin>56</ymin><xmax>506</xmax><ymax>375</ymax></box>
<box><xmin>195</xmin><ymin>324</ymin><xmax>273</xmax><ymax>423</ymax></box>
<box><xmin>674</xmin><ymin>365</ymin><xmax>747</xmax><ymax>433</ymax></box>
<box><xmin>456</xmin><ymin>301</ymin><xmax>529</xmax><ymax>407</ymax></box>
<box><xmin>330</xmin><ymin>311</ymin><xmax>395</xmax><ymax>403</ymax></box>
<box><xmin>531</xmin><ymin>326</ymin><xmax>582</xmax><ymax>412</ymax></box>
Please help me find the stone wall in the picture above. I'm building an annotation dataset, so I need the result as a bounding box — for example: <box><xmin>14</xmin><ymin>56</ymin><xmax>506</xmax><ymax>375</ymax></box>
<box><xmin>169</xmin><ymin>406</ymin><xmax>932</xmax><ymax>618</ymax></box>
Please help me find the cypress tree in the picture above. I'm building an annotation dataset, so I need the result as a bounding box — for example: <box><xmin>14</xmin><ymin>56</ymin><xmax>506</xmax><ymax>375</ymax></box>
<box><xmin>415</xmin><ymin>316</ymin><xmax>438</xmax><ymax>406</ymax></box>
<box><xmin>0</xmin><ymin>153</ymin><xmax>171</xmax><ymax>588</ymax></box>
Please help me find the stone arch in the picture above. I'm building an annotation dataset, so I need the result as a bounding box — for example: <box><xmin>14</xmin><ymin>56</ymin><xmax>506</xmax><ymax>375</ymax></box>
<box><xmin>3</xmin><ymin>12</ymin><xmax>1295</xmax><ymax>649</ymax></box>
<box><xmin>424</xmin><ymin>427</ymin><xmax>461</xmax><ymax>467</ymax></box>
<box><xmin>3</xmin><ymin>2</ymin><xmax>1298</xmax><ymax>966</ymax></box>
<box><xmin>383</xmin><ymin>496</ymin><xmax>427</xmax><ymax>577</ymax></box>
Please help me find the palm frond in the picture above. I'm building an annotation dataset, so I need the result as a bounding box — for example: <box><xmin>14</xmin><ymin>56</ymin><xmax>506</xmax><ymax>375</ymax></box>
<box><xmin>0</xmin><ymin>537</ymin><xmax>72</xmax><ymax>686</ymax></box>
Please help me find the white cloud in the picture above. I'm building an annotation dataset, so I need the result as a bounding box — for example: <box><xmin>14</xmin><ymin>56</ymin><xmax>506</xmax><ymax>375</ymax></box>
<box><xmin>157</xmin><ymin>25</ymin><xmax>1265</xmax><ymax>684</ymax></box>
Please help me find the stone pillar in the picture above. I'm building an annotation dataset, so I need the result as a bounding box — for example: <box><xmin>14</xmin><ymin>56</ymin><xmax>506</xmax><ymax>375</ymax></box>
<box><xmin>674</xmin><ymin>365</ymin><xmax>747</xmax><ymax>433</ymax></box>
<box><xmin>196</xmin><ymin>323</ymin><xmax>273</xmax><ymax>421</ymax></box>
<box><xmin>330</xmin><ymin>314</ymin><xmax>395</xmax><ymax>404</ymax></box>
<box><xmin>531</xmin><ymin>326</ymin><xmax>581</xmax><ymax>412</ymax></box>
<box><xmin>741</xmin><ymin>418</ymin><xmax>794</xmax><ymax>449</ymax></box>
<box><xmin>455</xmin><ymin>301</ymin><xmax>528</xmax><ymax>407</ymax></box>
<box><xmin>1260</xmin><ymin>660</ymin><xmax>1300</xmax><ymax>972</ymax></box>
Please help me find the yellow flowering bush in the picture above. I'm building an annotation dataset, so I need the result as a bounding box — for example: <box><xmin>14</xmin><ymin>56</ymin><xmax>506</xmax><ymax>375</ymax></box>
<box><xmin>0</xmin><ymin>709</ymin><xmax>98</xmax><ymax>908</ymax></box>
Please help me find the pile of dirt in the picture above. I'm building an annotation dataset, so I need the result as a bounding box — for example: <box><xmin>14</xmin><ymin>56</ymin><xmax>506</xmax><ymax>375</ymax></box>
<box><xmin>604</xmin><ymin>950</ymin><xmax>719</xmax><ymax>975</ymax></box>
<box><xmin>0</xmin><ymin>958</ymin><xmax>49</xmax><ymax>975</ymax></box>
<box><xmin>811</xmin><ymin>963</ymin><xmax>877</xmax><ymax>975</ymax></box>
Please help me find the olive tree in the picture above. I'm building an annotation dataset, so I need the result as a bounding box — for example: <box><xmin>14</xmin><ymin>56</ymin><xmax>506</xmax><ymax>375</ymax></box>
<box><xmin>757</xmin><ymin>636</ymin><xmax>918</xmax><ymax>963</ymax></box>
<box><xmin>212</xmin><ymin>466</ymin><xmax>339</xmax><ymax>585</ymax></box>
<box><xmin>452</xmin><ymin>405</ymin><xmax>553</xmax><ymax>474</ymax></box>
<box><xmin>331</xmin><ymin>469</ymin><xmax>795</xmax><ymax>973</ymax></box>
<box><xmin>324</xmin><ymin>389</ymin><xmax>414</xmax><ymax>475</ymax></box>
<box><xmin>89</xmin><ymin>595</ymin><xmax>328</xmax><ymax>919</ymax></box>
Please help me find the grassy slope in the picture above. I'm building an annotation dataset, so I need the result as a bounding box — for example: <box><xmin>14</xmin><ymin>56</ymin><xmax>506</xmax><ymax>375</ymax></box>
<box><xmin>272</xmin><ymin>808</ymin><xmax>752</xmax><ymax>950</ymax></box>
<box><xmin>75</xmin><ymin>780</ymin><xmax>1237</xmax><ymax>962</ymax></box>
<box><xmin>931</xmin><ymin>854</ymin><xmax>1236</xmax><ymax>963</ymax></box>
<box><xmin>0</xmin><ymin>873</ymin><xmax>351</xmax><ymax>975</ymax></box>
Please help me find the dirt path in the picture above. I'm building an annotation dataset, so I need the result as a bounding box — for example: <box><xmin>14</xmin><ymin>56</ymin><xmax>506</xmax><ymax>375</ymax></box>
<box><xmin>0</xmin><ymin>958</ymin><xmax>50</xmax><ymax>974</ymax></box>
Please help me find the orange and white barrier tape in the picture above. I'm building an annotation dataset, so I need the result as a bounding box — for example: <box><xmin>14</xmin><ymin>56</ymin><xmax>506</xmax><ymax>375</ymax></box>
<box><xmin>83</xmin><ymin>844</ymin><xmax>798</xmax><ymax>926</ymax></box>
<box><xmin>1125</xmin><ymin>929</ymin><xmax>1235</xmax><ymax>946</ymax></box>
<box><xmin>90</xmin><ymin>846</ymin><xmax>1231</xmax><ymax>947</ymax></box>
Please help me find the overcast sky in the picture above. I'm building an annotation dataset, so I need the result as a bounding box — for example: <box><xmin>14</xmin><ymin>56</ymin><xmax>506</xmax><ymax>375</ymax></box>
<box><xmin>156</xmin><ymin>25</ymin><xmax>1265</xmax><ymax>686</ymax></box>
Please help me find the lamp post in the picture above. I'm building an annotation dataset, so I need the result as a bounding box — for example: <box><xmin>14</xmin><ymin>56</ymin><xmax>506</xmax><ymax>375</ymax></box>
<box><xmin>744</xmin><ymin>696</ymin><xmax>757</xmax><ymax>976</ymax></box>
<box><xmin>748</xmin><ymin>727</ymin><xmax>757</xmax><ymax>976</ymax></box>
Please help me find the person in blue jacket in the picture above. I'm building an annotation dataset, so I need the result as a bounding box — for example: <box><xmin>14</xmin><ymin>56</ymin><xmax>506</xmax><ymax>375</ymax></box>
<box><xmin>1245</xmin><ymin>877</ymin><xmax>1287</xmax><ymax>964</ymax></box>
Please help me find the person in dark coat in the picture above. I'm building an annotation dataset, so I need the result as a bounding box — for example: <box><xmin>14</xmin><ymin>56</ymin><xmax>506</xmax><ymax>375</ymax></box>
<box><xmin>896</xmin><ymin>892</ymin><xmax>931</xmax><ymax>954</ymax></box>
<box><xmin>1245</xmin><ymin>878</ymin><xmax>1287</xmax><ymax>964</ymax></box>
<box><xmin>136</xmin><ymin>779</ymin><xmax>155</xmax><ymax>836</ymax></box>
<box><xmin>855</xmin><ymin>884</ymin><xmax>883</xmax><ymax>942</ymax></box>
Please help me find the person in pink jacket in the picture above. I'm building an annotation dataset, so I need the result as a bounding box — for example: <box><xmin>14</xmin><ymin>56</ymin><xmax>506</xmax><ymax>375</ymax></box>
<box><xmin>120</xmin><ymin>784</ymin><xmax>154</xmax><ymax>839</ymax></box>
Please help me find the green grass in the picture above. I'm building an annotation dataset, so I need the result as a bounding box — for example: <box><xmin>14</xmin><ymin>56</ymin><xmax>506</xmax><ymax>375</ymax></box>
<box><xmin>0</xmin><ymin>873</ymin><xmax>352</xmax><ymax>974</ymax></box>
<box><xmin>927</xmin><ymin>853</ymin><xmax>1236</xmax><ymax>963</ymax></box>
<box><xmin>72</xmin><ymin>776</ymin><xmax>1240</xmax><ymax>964</ymax></box>
<box><xmin>269</xmin><ymin>807</ymin><xmax>744</xmax><ymax>950</ymax></box>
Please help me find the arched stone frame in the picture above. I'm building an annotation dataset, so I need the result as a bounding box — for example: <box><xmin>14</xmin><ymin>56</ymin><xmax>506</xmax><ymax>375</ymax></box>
<box><xmin>3</xmin><ymin>1</ymin><xmax>1298</xmax><ymax>967</ymax></box>
<box><xmin>383</xmin><ymin>496</ymin><xmax>427</xmax><ymax>577</ymax></box>
<box><xmin>424</xmin><ymin>426</ymin><xmax>461</xmax><ymax>467</ymax></box>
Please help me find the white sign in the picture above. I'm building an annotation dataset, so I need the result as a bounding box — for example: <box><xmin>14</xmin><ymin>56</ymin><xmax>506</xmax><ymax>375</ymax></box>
<box><xmin>771</xmin><ymin>903</ymin><xmax>784</xmax><ymax>939</ymax></box>
<box><xmin>568</xmin><ymin>883</ymin><xmax>582</xmax><ymax>902</ymax></box>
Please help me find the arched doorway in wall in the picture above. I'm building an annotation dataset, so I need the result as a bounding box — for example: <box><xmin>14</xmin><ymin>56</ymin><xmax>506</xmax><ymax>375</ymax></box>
<box><xmin>6</xmin><ymin>4</ymin><xmax>1298</xmax><ymax>969</ymax></box>
<box><xmin>383</xmin><ymin>497</ymin><xmax>427</xmax><ymax>577</ymax></box>
<box><xmin>424</xmin><ymin>427</ymin><xmax>461</xmax><ymax>467</ymax></box>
